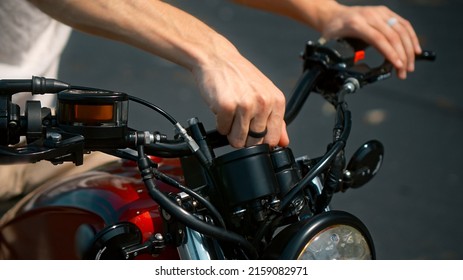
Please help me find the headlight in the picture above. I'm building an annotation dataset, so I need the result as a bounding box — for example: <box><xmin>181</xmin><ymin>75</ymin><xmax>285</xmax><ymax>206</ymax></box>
<box><xmin>298</xmin><ymin>224</ymin><xmax>371</xmax><ymax>260</ymax></box>
<box><xmin>263</xmin><ymin>210</ymin><xmax>375</xmax><ymax>260</ymax></box>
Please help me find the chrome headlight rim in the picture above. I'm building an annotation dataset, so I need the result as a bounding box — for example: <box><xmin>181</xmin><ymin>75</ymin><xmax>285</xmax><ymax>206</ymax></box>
<box><xmin>263</xmin><ymin>210</ymin><xmax>375</xmax><ymax>260</ymax></box>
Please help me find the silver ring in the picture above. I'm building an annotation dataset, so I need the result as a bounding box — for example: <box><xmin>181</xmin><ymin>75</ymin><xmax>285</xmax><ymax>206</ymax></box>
<box><xmin>387</xmin><ymin>17</ymin><xmax>398</xmax><ymax>27</ymax></box>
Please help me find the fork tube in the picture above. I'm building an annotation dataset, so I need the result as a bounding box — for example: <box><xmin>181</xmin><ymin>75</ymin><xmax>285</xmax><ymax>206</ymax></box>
<box><xmin>177</xmin><ymin>227</ymin><xmax>225</xmax><ymax>260</ymax></box>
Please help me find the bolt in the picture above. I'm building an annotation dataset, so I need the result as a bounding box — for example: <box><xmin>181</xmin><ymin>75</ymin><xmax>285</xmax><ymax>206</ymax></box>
<box><xmin>162</xmin><ymin>209</ymin><xmax>171</xmax><ymax>221</ymax></box>
<box><xmin>8</xmin><ymin>121</ymin><xmax>18</xmax><ymax>128</ymax></box>
<box><xmin>154</xmin><ymin>233</ymin><xmax>163</xmax><ymax>241</ymax></box>
<box><xmin>48</xmin><ymin>132</ymin><xmax>62</xmax><ymax>142</ymax></box>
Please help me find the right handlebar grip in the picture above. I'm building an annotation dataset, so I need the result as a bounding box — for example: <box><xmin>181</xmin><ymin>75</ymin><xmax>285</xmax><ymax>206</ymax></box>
<box><xmin>417</xmin><ymin>50</ymin><xmax>436</xmax><ymax>61</ymax></box>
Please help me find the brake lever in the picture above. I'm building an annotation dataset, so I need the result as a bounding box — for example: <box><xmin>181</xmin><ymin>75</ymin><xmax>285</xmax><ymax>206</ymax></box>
<box><xmin>341</xmin><ymin>49</ymin><xmax>436</xmax><ymax>89</ymax></box>
<box><xmin>343</xmin><ymin>37</ymin><xmax>437</xmax><ymax>63</ymax></box>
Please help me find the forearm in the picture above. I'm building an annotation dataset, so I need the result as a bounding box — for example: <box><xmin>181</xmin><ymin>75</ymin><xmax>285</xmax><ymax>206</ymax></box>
<box><xmin>232</xmin><ymin>0</ymin><xmax>341</xmax><ymax>32</ymax></box>
<box><xmin>27</xmin><ymin>0</ymin><xmax>290</xmax><ymax>148</ymax></box>
<box><xmin>28</xmin><ymin>0</ymin><xmax>239</xmax><ymax>71</ymax></box>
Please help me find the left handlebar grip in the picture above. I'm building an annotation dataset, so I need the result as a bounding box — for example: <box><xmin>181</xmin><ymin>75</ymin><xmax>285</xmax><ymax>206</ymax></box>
<box><xmin>0</xmin><ymin>79</ymin><xmax>33</xmax><ymax>95</ymax></box>
<box><xmin>0</xmin><ymin>76</ymin><xmax>70</xmax><ymax>95</ymax></box>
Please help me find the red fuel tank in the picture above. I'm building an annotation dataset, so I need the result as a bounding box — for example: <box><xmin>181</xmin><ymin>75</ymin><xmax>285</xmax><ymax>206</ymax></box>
<box><xmin>0</xmin><ymin>158</ymin><xmax>182</xmax><ymax>260</ymax></box>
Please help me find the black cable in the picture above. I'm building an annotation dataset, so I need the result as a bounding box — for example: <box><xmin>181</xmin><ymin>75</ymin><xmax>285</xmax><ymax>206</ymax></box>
<box><xmin>151</xmin><ymin>168</ymin><xmax>226</xmax><ymax>229</ymax></box>
<box><xmin>128</xmin><ymin>95</ymin><xmax>178</xmax><ymax>125</ymax></box>
<box><xmin>279</xmin><ymin>140</ymin><xmax>345</xmax><ymax>211</ymax></box>
<box><xmin>104</xmin><ymin>147</ymin><xmax>225</xmax><ymax>228</ymax></box>
<box><xmin>252</xmin><ymin>213</ymin><xmax>283</xmax><ymax>247</ymax></box>
<box><xmin>137</xmin><ymin>145</ymin><xmax>258</xmax><ymax>259</ymax></box>
<box><xmin>143</xmin><ymin>142</ymin><xmax>191</xmax><ymax>158</ymax></box>
<box><xmin>127</xmin><ymin>95</ymin><xmax>210</xmax><ymax>170</ymax></box>
<box><xmin>280</xmin><ymin>87</ymin><xmax>353</xmax><ymax>212</ymax></box>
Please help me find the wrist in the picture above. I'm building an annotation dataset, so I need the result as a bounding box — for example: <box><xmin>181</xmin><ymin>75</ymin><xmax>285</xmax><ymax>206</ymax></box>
<box><xmin>297</xmin><ymin>0</ymin><xmax>343</xmax><ymax>32</ymax></box>
<box><xmin>190</xmin><ymin>34</ymin><xmax>243</xmax><ymax>75</ymax></box>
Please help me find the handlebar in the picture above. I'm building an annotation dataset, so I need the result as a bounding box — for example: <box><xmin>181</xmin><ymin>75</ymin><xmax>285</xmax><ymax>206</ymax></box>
<box><xmin>0</xmin><ymin>38</ymin><xmax>436</xmax><ymax>165</ymax></box>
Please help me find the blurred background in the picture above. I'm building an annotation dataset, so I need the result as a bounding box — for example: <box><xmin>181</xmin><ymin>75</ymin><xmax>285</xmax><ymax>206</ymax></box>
<box><xmin>1</xmin><ymin>0</ymin><xmax>461</xmax><ymax>259</ymax></box>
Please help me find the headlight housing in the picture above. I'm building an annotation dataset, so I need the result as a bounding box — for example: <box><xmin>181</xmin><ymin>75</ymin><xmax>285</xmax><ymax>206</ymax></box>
<box><xmin>263</xmin><ymin>210</ymin><xmax>375</xmax><ymax>260</ymax></box>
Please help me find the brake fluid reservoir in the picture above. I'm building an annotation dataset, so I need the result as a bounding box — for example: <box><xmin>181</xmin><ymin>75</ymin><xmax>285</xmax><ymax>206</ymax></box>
<box><xmin>57</xmin><ymin>89</ymin><xmax>129</xmax><ymax>148</ymax></box>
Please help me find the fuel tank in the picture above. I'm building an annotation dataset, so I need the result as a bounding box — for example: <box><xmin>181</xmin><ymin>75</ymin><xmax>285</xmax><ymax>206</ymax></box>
<box><xmin>0</xmin><ymin>157</ymin><xmax>182</xmax><ymax>260</ymax></box>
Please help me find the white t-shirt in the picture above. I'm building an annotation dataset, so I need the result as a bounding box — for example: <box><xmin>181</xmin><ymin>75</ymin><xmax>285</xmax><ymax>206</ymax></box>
<box><xmin>0</xmin><ymin>0</ymin><xmax>72</xmax><ymax>109</ymax></box>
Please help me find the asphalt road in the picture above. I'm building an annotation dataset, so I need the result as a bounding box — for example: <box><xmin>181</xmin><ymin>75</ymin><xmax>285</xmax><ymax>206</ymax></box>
<box><xmin>2</xmin><ymin>0</ymin><xmax>462</xmax><ymax>259</ymax></box>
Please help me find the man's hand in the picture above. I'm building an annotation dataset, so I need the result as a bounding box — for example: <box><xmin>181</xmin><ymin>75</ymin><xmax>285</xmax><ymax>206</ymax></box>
<box><xmin>193</xmin><ymin>48</ymin><xmax>289</xmax><ymax>148</ymax></box>
<box><xmin>316</xmin><ymin>2</ymin><xmax>422</xmax><ymax>80</ymax></box>
<box><xmin>234</xmin><ymin>0</ymin><xmax>422</xmax><ymax>80</ymax></box>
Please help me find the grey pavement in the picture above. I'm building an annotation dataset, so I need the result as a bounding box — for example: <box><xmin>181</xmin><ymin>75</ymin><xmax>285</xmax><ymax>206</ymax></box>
<box><xmin>1</xmin><ymin>0</ymin><xmax>462</xmax><ymax>259</ymax></box>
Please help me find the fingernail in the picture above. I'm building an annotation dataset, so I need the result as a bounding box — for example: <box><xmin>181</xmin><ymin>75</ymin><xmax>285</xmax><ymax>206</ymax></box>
<box><xmin>416</xmin><ymin>45</ymin><xmax>422</xmax><ymax>54</ymax></box>
<box><xmin>401</xmin><ymin>71</ymin><xmax>407</xmax><ymax>80</ymax></box>
<box><xmin>396</xmin><ymin>60</ymin><xmax>404</xmax><ymax>68</ymax></box>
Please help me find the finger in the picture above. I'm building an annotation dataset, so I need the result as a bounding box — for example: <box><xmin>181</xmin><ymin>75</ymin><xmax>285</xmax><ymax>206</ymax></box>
<box><xmin>258</xmin><ymin>111</ymin><xmax>283</xmax><ymax>147</ymax></box>
<box><xmin>246</xmin><ymin>116</ymin><xmax>268</xmax><ymax>146</ymax></box>
<box><xmin>401</xmin><ymin>16</ymin><xmax>422</xmax><ymax>62</ymax></box>
<box><xmin>377</xmin><ymin>19</ymin><xmax>409</xmax><ymax>78</ymax></box>
<box><xmin>278</xmin><ymin>121</ymin><xmax>290</xmax><ymax>147</ymax></box>
<box><xmin>215</xmin><ymin>104</ymin><xmax>235</xmax><ymax>136</ymax></box>
<box><xmin>354</xmin><ymin>25</ymin><xmax>405</xmax><ymax>78</ymax></box>
<box><xmin>400</xmin><ymin>16</ymin><xmax>422</xmax><ymax>54</ymax></box>
<box><xmin>227</xmin><ymin>101</ymin><xmax>253</xmax><ymax>148</ymax></box>
<box><xmin>385</xmin><ymin>14</ymin><xmax>416</xmax><ymax>73</ymax></box>
<box><xmin>396</xmin><ymin>19</ymin><xmax>416</xmax><ymax>72</ymax></box>
<box><xmin>261</xmin><ymin>98</ymin><xmax>286</xmax><ymax>148</ymax></box>
<box><xmin>245</xmin><ymin>95</ymin><xmax>273</xmax><ymax>146</ymax></box>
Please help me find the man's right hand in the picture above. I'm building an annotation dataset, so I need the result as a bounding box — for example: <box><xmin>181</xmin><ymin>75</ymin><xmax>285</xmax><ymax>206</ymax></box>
<box><xmin>193</xmin><ymin>46</ymin><xmax>289</xmax><ymax>148</ymax></box>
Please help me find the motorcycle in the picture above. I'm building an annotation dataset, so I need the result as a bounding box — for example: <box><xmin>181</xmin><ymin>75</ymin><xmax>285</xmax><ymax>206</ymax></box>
<box><xmin>0</xmin><ymin>38</ymin><xmax>435</xmax><ymax>260</ymax></box>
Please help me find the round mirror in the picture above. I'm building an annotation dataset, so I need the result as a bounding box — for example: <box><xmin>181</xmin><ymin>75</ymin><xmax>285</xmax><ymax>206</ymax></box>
<box><xmin>344</xmin><ymin>140</ymin><xmax>384</xmax><ymax>189</ymax></box>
